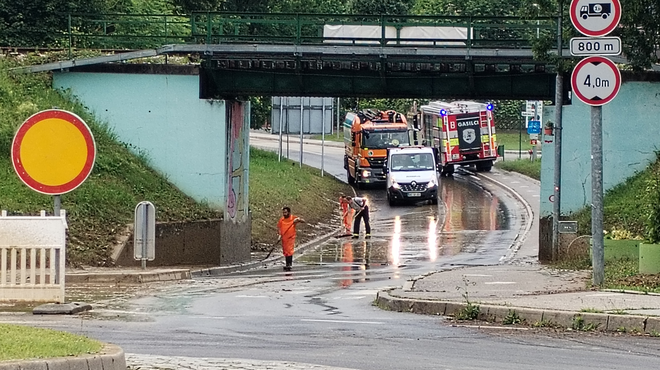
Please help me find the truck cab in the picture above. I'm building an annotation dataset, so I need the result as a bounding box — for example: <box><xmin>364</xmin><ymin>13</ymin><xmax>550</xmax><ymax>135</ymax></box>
<box><xmin>343</xmin><ymin>109</ymin><xmax>410</xmax><ymax>188</ymax></box>
<box><xmin>385</xmin><ymin>146</ymin><xmax>440</xmax><ymax>206</ymax></box>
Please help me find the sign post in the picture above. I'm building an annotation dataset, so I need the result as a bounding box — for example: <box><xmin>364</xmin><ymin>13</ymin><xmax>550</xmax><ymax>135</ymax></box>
<box><xmin>134</xmin><ymin>201</ymin><xmax>156</xmax><ymax>269</ymax></box>
<box><xmin>12</xmin><ymin>109</ymin><xmax>96</xmax><ymax>286</ymax></box>
<box><xmin>569</xmin><ymin>0</ymin><xmax>621</xmax><ymax>286</ymax></box>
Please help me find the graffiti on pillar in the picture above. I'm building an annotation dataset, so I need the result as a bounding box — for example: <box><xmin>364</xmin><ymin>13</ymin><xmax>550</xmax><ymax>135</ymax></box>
<box><xmin>226</xmin><ymin>101</ymin><xmax>248</xmax><ymax>222</ymax></box>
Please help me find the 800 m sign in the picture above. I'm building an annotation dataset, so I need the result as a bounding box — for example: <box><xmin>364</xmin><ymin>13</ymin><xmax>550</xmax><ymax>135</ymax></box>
<box><xmin>570</xmin><ymin>36</ymin><xmax>621</xmax><ymax>56</ymax></box>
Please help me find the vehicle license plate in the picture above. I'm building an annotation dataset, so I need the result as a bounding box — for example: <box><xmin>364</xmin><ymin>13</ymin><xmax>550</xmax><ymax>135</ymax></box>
<box><xmin>408</xmin><ymin>192</ymin><xmax>421</xmax><ymax>197</ymax></box>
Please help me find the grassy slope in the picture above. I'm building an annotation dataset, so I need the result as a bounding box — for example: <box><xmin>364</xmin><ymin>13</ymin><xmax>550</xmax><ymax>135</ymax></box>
<box><xmin>571</xmin><ymin>159</ymin><xmax>656</xmax><ymax>239</ymax></box>
<box><xmin>249</xmin><ymin>147</ymin><xmax>353</xmax><ymax>249</ymax></box>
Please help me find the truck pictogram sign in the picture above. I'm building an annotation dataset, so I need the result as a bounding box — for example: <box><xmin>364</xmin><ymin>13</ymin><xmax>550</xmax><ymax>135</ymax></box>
<box><xmin>570</xmin><ymin>0</ymin><xmax>621</xmax><ymax>37</ymax></box>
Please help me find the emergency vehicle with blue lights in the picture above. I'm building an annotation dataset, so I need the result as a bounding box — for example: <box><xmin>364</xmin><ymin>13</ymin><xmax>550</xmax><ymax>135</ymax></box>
<box><xmin>418</xmin><ymin>100</ymin><xmax>498</xmax><ymax>176</ymax></box>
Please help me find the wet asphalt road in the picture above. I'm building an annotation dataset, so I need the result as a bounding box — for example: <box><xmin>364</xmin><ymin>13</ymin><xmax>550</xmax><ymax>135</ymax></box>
<box><xmin>2</xmin><ymin>138</ymin><xmax>659</xmax><ymax>369</ymax></box>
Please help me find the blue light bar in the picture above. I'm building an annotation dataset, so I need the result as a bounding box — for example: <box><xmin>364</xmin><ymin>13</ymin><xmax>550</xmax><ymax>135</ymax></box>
<box><xmin>486</xmin><ymin>103</ymin><xmax>494</xmax><ymax>111</ymax></box>
<box><xmin>440</xmin><ymin>109</ymin><xmax>447</xmax><ymax>116</ymax></box>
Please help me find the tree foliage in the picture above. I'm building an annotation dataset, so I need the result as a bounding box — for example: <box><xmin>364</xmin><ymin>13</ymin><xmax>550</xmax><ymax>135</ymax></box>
<box><xmin>349</xmin><ymin>0</ymin><xmax>414</xmax><ymax>15</ymax></box>
<box><xmin>0</xmin><ymin>0</ymin><xmax>109</xmax><ymax>46</ymax></box>
<box><xmin>620</xmin><ymin>0</ymin><xmax>660</xmax><ymax>71</ymax></box>
<box><xmin>413</xmin><ymin>0</ymin><xmax>520</xmax><ymax>16</ymax></box>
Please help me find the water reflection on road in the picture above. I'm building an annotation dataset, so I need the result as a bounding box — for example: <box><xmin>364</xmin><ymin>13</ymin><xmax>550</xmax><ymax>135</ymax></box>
<box><xmin>295</xmin><ymin>174</ymin><xmax>515</xmax><ymax>287</ymax></box>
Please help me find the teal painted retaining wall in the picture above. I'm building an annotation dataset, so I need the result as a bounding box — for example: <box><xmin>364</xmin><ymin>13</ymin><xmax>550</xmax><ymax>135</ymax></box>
<box><xmin>541</xmin><ymin>81</ymin><xmax>660</xmax><ymax>218</ymax></box>
<box><xmin>53</xmin><ymin>72</ymin><xmax>229</xmax><ymax>210</ymax></box>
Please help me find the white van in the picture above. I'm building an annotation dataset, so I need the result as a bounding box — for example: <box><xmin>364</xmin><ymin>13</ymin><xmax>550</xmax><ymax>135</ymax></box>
<box><xmin>385</xmin><ymin>147</ymin><xmax>440</xmax><ymax>206</ymax></box>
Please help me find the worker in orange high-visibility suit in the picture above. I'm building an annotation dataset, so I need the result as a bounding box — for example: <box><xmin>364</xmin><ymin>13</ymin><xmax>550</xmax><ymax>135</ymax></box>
<box><xmin>339</xmin><ymin>194</ymin><xmax>353</xmax><ymax>235</ymax></box>
<box><xmin>277</xmin><ymin>206</ymin><xmax>305</xmax><ymax>271</ymax></box>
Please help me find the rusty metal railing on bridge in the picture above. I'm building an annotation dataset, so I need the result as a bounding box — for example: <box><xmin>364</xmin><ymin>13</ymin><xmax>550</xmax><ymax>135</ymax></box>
<box><xmin>65</xmin><ymin>12</ymin><xmax>558</xmax><ymax>54</ymax></box>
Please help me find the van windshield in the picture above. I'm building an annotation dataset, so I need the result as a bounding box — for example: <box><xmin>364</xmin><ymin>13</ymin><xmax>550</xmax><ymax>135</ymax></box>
<box><xmin>390</xmin><ymin>153</ymin><xmax>435</xmax><ymax>171</ymax></box>
<box><xmin>362</xmin><ymin>130</ymin><xmax>409</xmax><ymax>149</ymax></box>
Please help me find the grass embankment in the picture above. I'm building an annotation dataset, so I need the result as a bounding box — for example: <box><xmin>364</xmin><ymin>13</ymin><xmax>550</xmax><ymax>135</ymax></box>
<box><xmin>495</xmin><ymin>159</ymin><xmax>541</xmax><ymax>181</ymax></box>
<box><xmin>561</xmin><ymin>156</ymin><xmax>660</xmax><ymax>292</ymax></box>
<box><xmin>0</xmin><ymin>324</ymin><xmax>102</xmax><ymax>361</ymax></box>
<box><xmin>496</xmin><ymin>130</ymin><xmax>537</xmax><ymax>152</ymax></box>
<box><xmin>249</xmin><ymin>147</ymin><xmax>353</xmax><ymax>250</ymax></box>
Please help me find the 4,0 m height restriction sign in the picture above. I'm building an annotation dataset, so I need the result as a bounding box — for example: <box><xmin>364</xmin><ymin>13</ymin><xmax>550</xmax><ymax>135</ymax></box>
<box><xmin>571</xmin><ymin>56</ymin><xmax>621</xmax><ymax>106</ymax></box>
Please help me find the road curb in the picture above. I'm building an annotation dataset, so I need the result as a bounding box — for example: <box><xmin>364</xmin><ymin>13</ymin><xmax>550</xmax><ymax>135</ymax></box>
<box><xmin>66</xmin><ymin>269</ymin><xmax>191</xmax><ymax>284</ymax></box>
<box><xmin>0</xmin><ymin>343</ymin><xmax>126</xmax><ymax>370</ymax></box>
<box><xmin>375</xmin><ymin>289</ymin><xmax>660</xmax><ymax>334</ymax></box>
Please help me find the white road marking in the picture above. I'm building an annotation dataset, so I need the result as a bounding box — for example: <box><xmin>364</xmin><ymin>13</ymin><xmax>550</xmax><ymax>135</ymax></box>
<box><xmin>484</xmin><ymin>282</ymin><xmax>517</xmax><ymax>285</ymax></box>
<box><xmin>345</xmin><ymin>290</ymin><xmax>379</xmax><ymax>295</ymax></box>
<box><xmin>301</xmin><ymin>319</ymin><xmax>384</xmax><ymax>325</ymax></box>
<box><xmin>463</xmin><ymin>274</ymin><xmax>492</xmax><ymax>277</ymax></box>
<box><xmin>235</xmin><ymin>295</ymin><xmax>268</xmax><ymax>298</ymax></box>
<box><xmin>587</xmin><ymin>293</ymin><xmax>621</xmax><ymax>297</ymax></box>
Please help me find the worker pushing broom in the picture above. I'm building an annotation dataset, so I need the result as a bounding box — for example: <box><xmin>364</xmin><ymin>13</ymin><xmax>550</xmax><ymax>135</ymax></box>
<box><xmin>276</xmin><ymin>206</ymin><xmax>305</xmax><ymax>271</ymax></box>
<box><xmin>338</xmin><ymin>195</ymin><xmax>370</xmax><ymax>239</ymax></box>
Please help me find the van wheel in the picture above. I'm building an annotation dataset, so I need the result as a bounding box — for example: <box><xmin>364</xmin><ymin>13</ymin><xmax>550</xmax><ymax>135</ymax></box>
<box><xmin>442</xmin><ymin>165</ymin><xmax>454</xmax><ymax>176</ymax></box>
<box><xmin>431</xmin><ymin>197</ymin><xmax>438</xmax><ymax>205</ymax></box>
<box><xmin>388</xmin><ymin>193</ymin><xmax>396</xmax><ymax>207</ymax></box>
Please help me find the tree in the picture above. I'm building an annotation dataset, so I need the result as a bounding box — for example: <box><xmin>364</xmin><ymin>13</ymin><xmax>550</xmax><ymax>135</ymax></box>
<box><xmin>0</xmin><ymin>0</ymin><xmax>109</xmax><ymax>47</ymax></box>
<box><xmin>620</xmin><ymin>0</ymin><xmax>660</xmax><ymax>71</ymax></box>
<box><xmin>412</xmin><ymin>0</ymin><xmax>520</xmax><ymax>16</ymax></box>
<box><xmin>349</xmin><ymin>0</ymin><xmax>414</xmax><ymax>15</ymax></box>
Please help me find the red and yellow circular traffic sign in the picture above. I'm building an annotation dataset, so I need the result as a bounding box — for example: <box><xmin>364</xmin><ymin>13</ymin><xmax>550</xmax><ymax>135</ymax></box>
<box><xmin>11</xmin><ymin>109</ymin><xmax>96</xmax><ymax>195</ymax></box>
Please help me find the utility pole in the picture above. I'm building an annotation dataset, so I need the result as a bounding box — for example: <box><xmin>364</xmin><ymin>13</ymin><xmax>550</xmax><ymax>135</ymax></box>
<box><xmin>552</xmin><ymin>0</ymin><xmax>564</xmax><ymax>262</ymax></box>
<box><xmin>591</xmin><ymin>106</ymin><xmax>604</xmax><ymax>285</ymax></box>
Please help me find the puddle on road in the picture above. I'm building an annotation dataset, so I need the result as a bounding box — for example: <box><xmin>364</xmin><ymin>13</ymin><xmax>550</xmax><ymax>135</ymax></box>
<box><xmin>296</xmin><ymin>175</ymin><xmax>514</xmax><ymax>286</ymax></box>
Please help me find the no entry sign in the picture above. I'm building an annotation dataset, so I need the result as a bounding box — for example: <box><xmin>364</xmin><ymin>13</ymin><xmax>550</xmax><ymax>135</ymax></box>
<box><xmin>571</xmin><ymin>56</ymin><xmax>621</xmax><ymax>106</ymax></box>
<box><xmin>12</xmin><ymin>109</ymin><xmax>96</xmax><ymax>195</ymax></box>
<box><xmin>570</xmin><ymin>0</ymin><xmax>621</xmax><ymax>37</ymax></box>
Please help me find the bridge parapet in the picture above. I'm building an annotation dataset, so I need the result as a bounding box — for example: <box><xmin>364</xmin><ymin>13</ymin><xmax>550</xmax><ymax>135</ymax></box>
<box><xmin>65</xmin><ymin>12</ymin><xmax>559</xmax><ymax>52</ymax></box>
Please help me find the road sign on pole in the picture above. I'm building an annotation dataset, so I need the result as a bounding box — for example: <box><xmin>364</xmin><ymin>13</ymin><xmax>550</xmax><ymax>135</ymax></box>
<box><xmin>527</xmin><ymin>120</ymin><xmax>541</xmax><ymax>134</ymax></box>
<box><xmin>570</xmin><ymin>36</ymin><xmax>621</xmax><ymax>56</ymax></box>
<box><xmin>11</xmin><ymin>109</ymin><xmax>96</xmax><ymax>195</ymax></box>
<box><xmin>134</xmin><ymin>201</ymin><xmax>156</xmax><ymax>269</ymax></box>
<box><xmin>571</xmin><ymin>56</ymin><xmax>621</xmax><ymax>106</ymax></box>
<box><xmin>570</xmin><ymin>0</ymin><xmax>621</xmax><ymax>37</ymax></box>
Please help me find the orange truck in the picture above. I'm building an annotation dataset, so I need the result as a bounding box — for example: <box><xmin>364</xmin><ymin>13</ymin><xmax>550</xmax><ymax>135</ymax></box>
<box><xmin>418</xmin><ymin>100</ymin><xmax>497</xmax><ymax>176</ymax></box>
<box><xmin>343</xmin><ymin>109</ymin><xmax>410</xmax><ymax>187</ymax></box>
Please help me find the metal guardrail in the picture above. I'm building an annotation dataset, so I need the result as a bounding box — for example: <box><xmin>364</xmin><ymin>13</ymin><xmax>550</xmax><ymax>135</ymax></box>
<box><xmin>64</xmin><ymin>12</ymin><xmax>559</xmax><ymax>53</ymax></box>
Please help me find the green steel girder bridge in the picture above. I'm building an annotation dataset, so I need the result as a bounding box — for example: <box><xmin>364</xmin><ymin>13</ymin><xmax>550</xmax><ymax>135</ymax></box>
<box><xmin>22</xmin><ymin>12</ymin><xmax>573</xmax><ymax>100</ymax></box>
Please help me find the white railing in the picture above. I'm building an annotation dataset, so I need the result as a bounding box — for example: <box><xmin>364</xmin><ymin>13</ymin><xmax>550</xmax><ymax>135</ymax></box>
<box><xmin>0</xmin><ymin>210</ymin><xmax>67</xmax><ymax>303</ymax></box>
